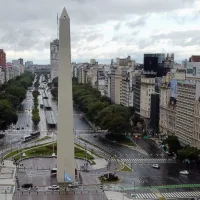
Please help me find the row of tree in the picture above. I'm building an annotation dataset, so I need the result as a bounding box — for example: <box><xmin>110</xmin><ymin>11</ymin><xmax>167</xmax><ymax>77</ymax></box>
<box><xmin>0</xmin><ymin>72</ymin><xmax>34</xmax><ymax>130</ymax></box>
<box><xmin>164</xmin><ymin>136</ymin><xmax>200</xmax><ymax>161</ymax></box>
<box><xmin>32</xmin><ymin>76</ymin><xmax>40</xmax><ymax>127</ymax></box>
<box><xmin>50</xmin><ymin>77</ymin><xmax>143</xmax><ymax>136</ymax></box>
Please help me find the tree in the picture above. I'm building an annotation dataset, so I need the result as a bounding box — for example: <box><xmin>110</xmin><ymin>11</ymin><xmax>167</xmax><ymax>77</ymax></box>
<box><xmin>178</xmin><ymin>146</ymin><xmax>200</xmax><ymax>161</ymax></box>
<box><xmin>51</xmin><ymin>87</ymin><xmax>58</xmax><ymax>101</ymax></box>
<box><xmin>0</xmin><ymin>100</ymin><xmax>18</xmax><ymax>130</ymax></box>
<box><xmin>104</xmin><ymin>114</ymin><xmax>130</xmax><ymax>135</ymax></box>
<box><xmin>86</xmin><ymin>101</ymin><xmax>109</xmax><ymax>122</ymax></box>
<box><xmin>52</xmin><ymin>77</ymin><xmax>58</xmax><ymax>87</ymax></box>
<box><xmin>164</xmin><ymin>136</ymin><xmax>180</xmax><ymax>154</ymax></box>
<box><xmin>131</xmin><ymin>115</ymin><xmax>144</xmax><ymax>126</ymax></box>
<box><xmin>5</xmin><ymin>86</ymin><xmax>26</xmax><ymax>103</ymax></box>
<box><xmin>32</xmin><ymin>113</ymin><xmax>40</xmax><ymax>126</ymax></box>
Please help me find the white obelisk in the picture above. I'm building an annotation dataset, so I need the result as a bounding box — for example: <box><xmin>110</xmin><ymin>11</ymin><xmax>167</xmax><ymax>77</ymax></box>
<box><xmin>57</xmin><ymin>7</ymin><xmax>75</xmax><ymax>182</ymax></box>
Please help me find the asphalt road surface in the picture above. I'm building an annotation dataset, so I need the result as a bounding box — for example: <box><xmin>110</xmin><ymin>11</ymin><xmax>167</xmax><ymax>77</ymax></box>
<box><xmin>73</xmin><ymin>109</ymin><xmax>200</xmax><ymax>192</ymax></box>
<box><xmin>0</xmin><ymin>89</ymin><xmax>34</xmax><ymax>150</ymax></box>
<box><xmin>13</xmin><ymin>190</ymin><xmax>106</xmax><ymax>200</ymax></box>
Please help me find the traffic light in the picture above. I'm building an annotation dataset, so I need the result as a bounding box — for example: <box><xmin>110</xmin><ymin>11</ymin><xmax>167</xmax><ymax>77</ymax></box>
<box><xmin>15</xmin><ymin>177</ymin><xmax>20</xmax><ymax>191</ymax></box>
<box><xmin>100</xmin><ymin>184</ymin><xmax>104</xmax><ymax>191</ymax></box>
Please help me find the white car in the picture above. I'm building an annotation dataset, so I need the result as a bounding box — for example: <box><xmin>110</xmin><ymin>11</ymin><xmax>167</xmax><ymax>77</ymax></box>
<box><xmin>180</xmin><ymin>170</ymin><xmax>189</xmax><ymax>175</ymax></box>
<box><xmin>152</xmin><ymin>164</ymin><xmax>160</xmax><ymax>169</ymax></box>
<box><xmin>68</xmin><ymin>182</ymin><xmax>79</xmax><ymax>188</ymax></box>
<box><xmin>48</xmin><ymin>185</ymin><xmax>59</xmax><ymax>190</ymax></box>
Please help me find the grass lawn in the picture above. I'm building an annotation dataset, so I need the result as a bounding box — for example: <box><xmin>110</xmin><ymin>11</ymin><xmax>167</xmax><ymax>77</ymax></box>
<box><xmin>120</xmin><ymin>165</ymin><xmax>132</xmax><ymax>172</ymax></box>
<box><xmin>98</xmin><ymin>176</ymin><xmax>120</xmax><ymax>184</ymax></box>
<box><xmin>12</xmin><ymin>143</ymin><xmax>95</xmax><ymax>163</ymax></box>
<box><xmin>35</xmin><ymin>136</ymin><xmax>51</xmax><ymax>142</ymax></box>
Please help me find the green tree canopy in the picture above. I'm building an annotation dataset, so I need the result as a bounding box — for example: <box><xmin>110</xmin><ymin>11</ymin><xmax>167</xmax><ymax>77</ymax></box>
<box><xmin>178</xmin><ymin>146</ymin><xmax>200</xmax><ymax>161</ymax></box>
<box><xmin>164</xmin><ymin>136</ymin><xmax>181</xmax><ymax>153</ymax></box>
<box><xmin>0</xmin><ymin>100</ymin><xmax>18</xmax><ymax>130</ymax></box>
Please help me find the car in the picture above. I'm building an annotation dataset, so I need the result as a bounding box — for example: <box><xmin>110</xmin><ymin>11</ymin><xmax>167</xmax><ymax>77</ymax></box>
<box><xmin>68</xmin><ymin>182</ymin><xmax>79</xmax><ymax>188</ymax></box>
<box><xmin>48</xmin><ymin>185</ymin><xmax>59</xmax><ymax>190</ymax></box>
<box><xmin>152</xmin><ymin>164</ymin><xmax>160</xmax><ymax>169</ymax></box>
<box><xmin>180</xmin><ymin>170</ymin><xmax>189</xmax><ymax>175</ymax></box>
<box><xmin>21</xmin><ymin>183</ymin><xmax>33</xmax><ymax>189</ymax></box>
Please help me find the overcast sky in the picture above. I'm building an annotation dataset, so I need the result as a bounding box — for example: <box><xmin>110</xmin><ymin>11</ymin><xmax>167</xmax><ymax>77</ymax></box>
<box><xmin>0</xmin><ymin>0</ymin><xmax>200</xmax><ymax>64</ymax></box>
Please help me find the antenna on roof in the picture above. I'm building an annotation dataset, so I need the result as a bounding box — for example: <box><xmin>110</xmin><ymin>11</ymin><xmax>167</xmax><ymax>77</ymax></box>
<box><xmin>57</xmin><ymin>13</ymin><xmax>59</xmax><ymax>39</ymax></box>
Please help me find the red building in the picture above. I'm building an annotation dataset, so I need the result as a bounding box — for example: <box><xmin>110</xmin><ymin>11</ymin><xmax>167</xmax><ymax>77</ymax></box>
<box><xmin>0</xmin><ymin>49</ymin><xmax>6</xmax><ymax>69</ymax></box>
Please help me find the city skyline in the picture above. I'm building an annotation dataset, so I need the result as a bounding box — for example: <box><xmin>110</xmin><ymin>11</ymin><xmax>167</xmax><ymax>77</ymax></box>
<box><xmin>0</xmin><ymin>0</ymin><xmax>200</xmax><ymax>64</ymax></box>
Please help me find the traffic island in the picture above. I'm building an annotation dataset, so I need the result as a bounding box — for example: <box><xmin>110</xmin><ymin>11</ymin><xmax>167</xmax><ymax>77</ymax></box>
<box><xmin>3</xmin><ymin>142</ymin><xmax>96</xmax><ymax>164</ymax></box>
<box><xmin>98</xmin><ymin>174</ymin><xmax>120</xmax><ymax>184</ymax></box>
<box><xmin>119</xmin><ymin>165</ymin><xmax>132</xmax><ymax>172</ymax></box>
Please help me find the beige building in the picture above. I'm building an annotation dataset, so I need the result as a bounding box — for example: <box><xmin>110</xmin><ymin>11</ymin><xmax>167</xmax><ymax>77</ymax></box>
<box><xmin>140</xmin><ymin>77</ymin><xmax>155</xmax><ymax>119</ymax></box>
<box><xmin>175</xmin><ymin>81</ymin><xmax>197</xmax><ymax>146</ymax></box>
<box><xmin>159</xmin><ymin>84</ymin><xmax>176</xmax><ymax>136</ymax></box>
<box><xmin>110</xmin><ymin>67</ymin><xmax>121</xmax><ymax>104</ymax></box>
<box><xmin>193</xmin><ymin>101</ymin><xmax>200</xmax><ymax>148</ymax></box>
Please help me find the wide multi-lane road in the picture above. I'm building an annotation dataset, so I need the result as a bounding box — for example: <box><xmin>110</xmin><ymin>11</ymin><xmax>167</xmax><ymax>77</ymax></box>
<box><xmin>73</xmin><ymin>108</ymin><xmax>200</xmax><ymax>193</ymax></box>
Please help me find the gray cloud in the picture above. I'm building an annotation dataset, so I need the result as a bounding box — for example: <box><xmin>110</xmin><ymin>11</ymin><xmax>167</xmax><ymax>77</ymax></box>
<box><xmin>86</xmin><ymin>33</ymin><xmax>103</xmax><ymax>42</ymax></box>
<box><xmin>126</xmin><ymin>16</ymin><xmax>147</xmax><ymax>28</ymax></box>
<box><xmin>152</xmin><ymin>30</ymin><xmax>200</xmax><ymax>46</ymax></box>
<box><xmin>0</xmin><ymin>0</ymin><xmax>198</xmax><ymax>63</ymax></box>
<box><xmin>114</xmin><ymin>23</ymin><xmax>121</xmax><ymax>31</ymax></box>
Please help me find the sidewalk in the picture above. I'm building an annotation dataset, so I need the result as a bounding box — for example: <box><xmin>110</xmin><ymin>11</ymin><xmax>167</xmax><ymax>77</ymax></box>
<box><xmin>105</xmin><ymin>191</ymin><xmax>136</xmax><ymax>200</ymax></box>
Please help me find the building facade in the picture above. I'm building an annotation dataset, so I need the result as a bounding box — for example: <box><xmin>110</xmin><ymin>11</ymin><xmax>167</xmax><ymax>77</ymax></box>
<box><xmin>0</xmin><ymin>49</ymin><xmax>6</xmax><ymax>69</ymax></box>
<box><xmin>133</xmin><ymin>72</ymin><xmax>141</xmax><ymax>114</ymax></box>
<box><xmin>140</xmin><ymin>77</ymin><xmax>155</xmax><ymax>119</ymax></box>
<box><xmin>50</xmin><ymin>39</ymin><xmax>59</xmax><ymax>81</ymax></box>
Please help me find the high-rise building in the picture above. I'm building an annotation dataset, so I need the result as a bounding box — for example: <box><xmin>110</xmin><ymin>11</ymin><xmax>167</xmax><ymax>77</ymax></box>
<box><xmin>0</xmin><ymin>49</ymin><xmax>6</xmax><ymax>70</ymax></box>
<box><xmin>50</xmin><ymin>39</ymin><xmax>59</xmax><ymax>81</ymax></box>
<box><xmin>150</xmin><ymin>93</ymin><xmax>160</xmax><ymax>135</ymax></box>
<box><xmin>18</xmin><ymin>58</ymin><xmax>23</xmax><ymax>65</ymax></box>
<box><xmin>133</xmin><ymin>73</ymin><xmax>141</xmax><ymax>114</ymax></box>
<box><xmin>143</xmin><ymin>53</ymin><xmax>172</xmax><ymax>77</ymax></box>
<box><xmin>25</xmin><ymin>61</ymin><xmax>33</xmax><ymax>68</ymax></box>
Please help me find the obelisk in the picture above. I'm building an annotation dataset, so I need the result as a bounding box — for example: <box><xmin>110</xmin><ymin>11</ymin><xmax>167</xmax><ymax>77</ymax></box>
<box><xmin>57</xmin><ymin>7</ymin><xmax>75</xmax><ymax>182</ymax></box>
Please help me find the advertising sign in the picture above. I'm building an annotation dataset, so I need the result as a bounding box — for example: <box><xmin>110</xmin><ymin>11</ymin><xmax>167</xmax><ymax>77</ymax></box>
<box><xmin>186</xmin><ymin>62</ymin><xmax>200</xmax><ymax>78</ymax></box>
<box><xmin>170</xmin><ymin>79</ymin><xmax>177</xmax><ymax>98</ymax></box>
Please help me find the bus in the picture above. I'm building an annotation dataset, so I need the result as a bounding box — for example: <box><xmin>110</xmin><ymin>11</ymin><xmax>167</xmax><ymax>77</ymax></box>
<box><xmin>21</xmin><ymin>131</ymin><xmax>40</xmax><ymax>142</ymax></box>
<box><xmin>30</xmin><ymin>131</ymin><xmax>40</xmax><ymax>138</ymax></box>
<box><xmin>22</xmin><ymin>135</ymin><xmax>33</xmax><ymax>142</ymax></box>
<box><xmin>51</xmin><ymin>168</ymin><xmax>57</xmax><ymax>177</ymax></box>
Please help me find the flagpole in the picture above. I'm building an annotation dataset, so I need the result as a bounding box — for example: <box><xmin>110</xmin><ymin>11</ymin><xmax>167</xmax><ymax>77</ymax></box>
<box><xmin>64</xmin><ymin>170</ymin><xmax>65</xmax><ymax>200</ymax></box>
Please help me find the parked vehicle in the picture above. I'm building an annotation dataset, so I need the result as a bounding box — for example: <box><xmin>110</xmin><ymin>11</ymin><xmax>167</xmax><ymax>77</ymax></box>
<box><xmin>48</xmin><ymin>185</ymin><xmax>59</xmax><ymax>190</ymax></box>
<box><xmin>180</xmin><ymin>170</ymin><xmax>189</xmax><ymax>175</ymax></box>
<box><xmin>50</xmin><ymin>168</ymin><xmax>57</xmax><ymax>177</ymax></box>
<box><xmin>152</xmin><ymin>164</ymin><xmax>160</xmax><ymax>169</ymax></box>
<box><xmin>68</xmin><ymin>182</ymin><xmax>79</xmax><ymax>188</ymax></box>
<box><xmin>21</xmin><ymin>183</ymin><xmax>33</xmax><ymax>189</ymax></box>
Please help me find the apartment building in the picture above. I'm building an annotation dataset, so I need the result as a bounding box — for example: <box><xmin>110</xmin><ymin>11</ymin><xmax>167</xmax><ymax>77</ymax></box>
<box><xmin>77</xmin><ymin>64</ymin><xmax>89</xmax><ymax>84</ymax></box>
<box><xmin>50</xmin><ymin>39</ymin><xmax>59</xmax><ymax>81</ymax></box>
<box><xmin>140</xmin><ymin>77</ymin><xmax>155</xmax><ymax>119</ymax></box>
<box><xmin>175</xmin><ymin>80</ymin><xmax>198</xmax><ymax>146</ymax></box>
<box><xmin>110</xmin><ymin>67</ymin><xmax>121</xmax><ymax>104</ymax></box>
<box><xmin>159</xmin><ymin>81</ymin><xmax>176</xmax><ymax>136</ymax></box>
<box><xmin>104</xmin><ymin>71</ymin><xmax>111</xmax><ymax>98</ymax></box>
<box><xmin>120</xmin><ymin>69</ymin><xmax>133</xmax><ymax>107</ymax></box>
<box><xmin>133</xmin><ymin>72</ymin><xmax>141</xmax><ymax>114</ymax></box>
<box><xmin>193</xmin><ymin>100</ymin><xmax>200</xmax><ymax>148</ymax></box>
<box><xmin>0</xmin><ymin>67</ymin><xmax>5</xmax><ymax>84</ymax></box>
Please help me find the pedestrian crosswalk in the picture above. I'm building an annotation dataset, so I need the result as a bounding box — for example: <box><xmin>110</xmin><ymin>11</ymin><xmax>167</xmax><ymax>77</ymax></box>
<box><xmin>135</xmin><ymin>193</ymin><xmax>157</xmax><ymax>199</ymax></box>
<box><xmin>109</xmin><ymin>158</ymin><xmax>175</xmax><ymax>164</ymax></box>
<box><xmin>132</xmin><ymin>191</ymin><xmax>200</xmax><ymax>199</ymax></box>
<box><xmin>161</xmin><ymin>191</ymin><xmax>200</xmax><ymax>198</ymax></box>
